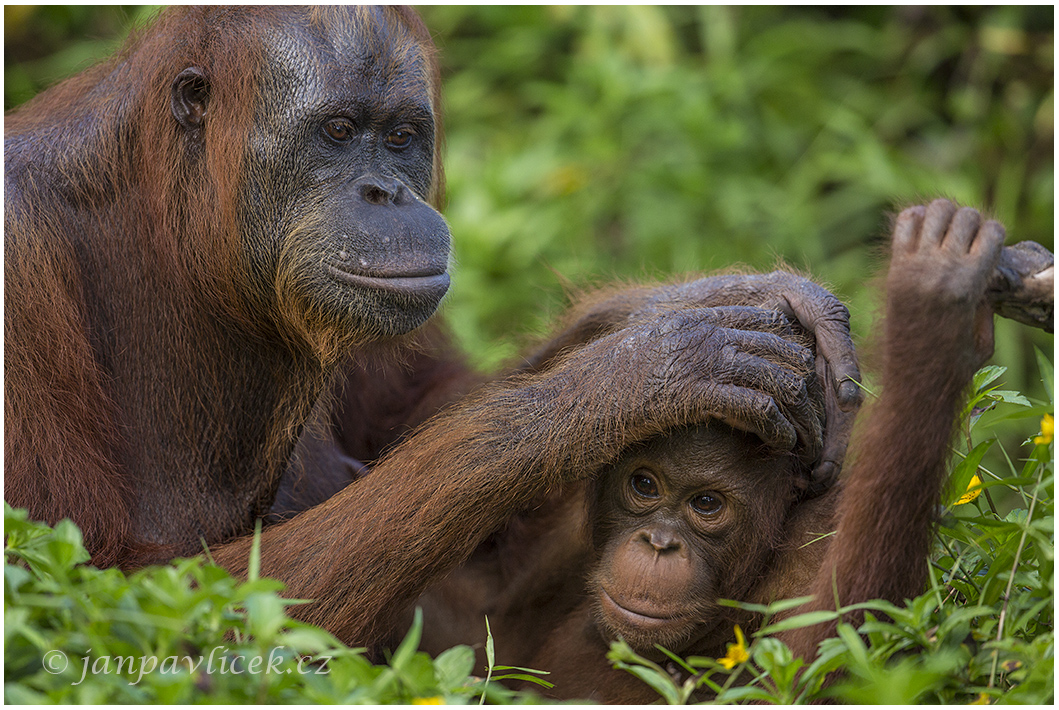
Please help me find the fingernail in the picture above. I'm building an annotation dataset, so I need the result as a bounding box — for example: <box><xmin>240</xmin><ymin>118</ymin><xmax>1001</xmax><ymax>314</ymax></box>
<box><xmin>838</xmin><ymin>379</ymin><xmax>860</xmax><ymax>404</ymax></box>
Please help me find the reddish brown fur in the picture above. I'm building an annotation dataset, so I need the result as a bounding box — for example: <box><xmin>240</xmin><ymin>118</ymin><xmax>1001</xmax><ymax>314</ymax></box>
<box><xmin>209</xmin><ymin>272</ymin><xmax>854</xmax><ymax>647</ymax></box>
<box><xmin>4</xmin><ymin>236</ymin><xmax>133</xmax><ymax>565</ymax></box>
<box><xmin>7</xmin><ymin>10</ymin><xmax>1034</xmax><ymax>703</ymax></box>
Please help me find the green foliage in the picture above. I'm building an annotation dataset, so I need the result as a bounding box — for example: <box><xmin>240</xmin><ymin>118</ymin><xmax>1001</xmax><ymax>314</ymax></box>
<box><xmin>4</xmin><ymin>506</ymin><xmax>544</xmax><ymax>704</ymax></box>
<box><xmin>608</xmin><ymin>360</ymin><xmax>1054</xmax><ymax>704</ymax></box>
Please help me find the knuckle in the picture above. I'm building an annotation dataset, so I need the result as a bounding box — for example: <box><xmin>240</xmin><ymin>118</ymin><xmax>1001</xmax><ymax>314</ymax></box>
<box><xmin>900</xmin><ymin>204</ymin><xmax>927</xmax><ymax>219</ymax></box>
<box><xmin>827</xmin><ymin>301</ymin><xmax>851</xmax><ymax>321</ymax></box>
<box><xmin>929</xmin><ymin>197</ymin><xmax>957</xmax><ymax>212</ymax></box>
<box><xmin>982</xmin><ymin>219</ymin><xmax>1006</xmax><ymax>239</ymax></box>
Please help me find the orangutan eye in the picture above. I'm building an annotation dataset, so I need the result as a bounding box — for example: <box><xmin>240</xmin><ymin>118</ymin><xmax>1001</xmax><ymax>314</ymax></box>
<box><xmin>630</xmin><ymin>471</ymin><xmax>659</xmax><ymax>499</ymax></box>
<box><xmin>324</xmin><ymin>119</ymin><xmax>355</xmax><ymax>143</ymax></box>
<box><xmin>691</xmin><ymin>493</ymin><xmax>723</xmax><ymax>515</ymax></box>
<box><xmin>386</xmin><ymin>128</ymin><xmax>414</xmax><ymax>149</ymax></box>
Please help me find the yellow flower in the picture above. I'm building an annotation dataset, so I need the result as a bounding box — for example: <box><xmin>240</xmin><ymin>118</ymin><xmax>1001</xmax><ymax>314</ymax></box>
<box><xmin>955</xmin><ymin>474</ymin><xmax>983</xmax><ymax>505</ymax></box>
<box><xmin>969</xmin><ymin>691</ymin><xmax>991</xmax><ymax>704</ymax></box>
<box><xmin>717</xmin><ymin>625</ymin><xmax>749</xmax><ymax>669</ymax></box>
<box><xmin>1033</xmin><ymin>413</ymin><xmax>1053</xmax><ymax>445</ymax></box>
<box><xmin>412</xmin><ymin>697</ymin><xmax>444</xmax><ymax>705</ymax></box>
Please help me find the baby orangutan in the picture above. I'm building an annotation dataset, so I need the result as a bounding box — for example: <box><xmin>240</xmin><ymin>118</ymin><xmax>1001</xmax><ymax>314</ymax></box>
<box><xmin>586</xmin><ymin>423</ymin><xmax>809</xmax><ymax>655</ymax></box>
<box><xmin>540</xmin><ymin>422</ymin><xmax>832</xmax><ymax>700</ymax></box>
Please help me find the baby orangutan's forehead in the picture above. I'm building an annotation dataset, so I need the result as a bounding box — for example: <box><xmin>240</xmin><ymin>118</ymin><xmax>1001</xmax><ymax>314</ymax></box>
<box><xmin>636</xmin><ymin>422</ymin><xmax>783</xmax><ymax>467</ymax></box>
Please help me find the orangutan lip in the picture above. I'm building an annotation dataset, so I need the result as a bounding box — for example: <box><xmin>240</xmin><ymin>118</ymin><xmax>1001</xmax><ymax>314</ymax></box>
<box><xmin>327</xmin><ymin>264</ymin><xmax>450</xmax><ymax>297</ymax></box>
<box><xmin>599</xmin><ymin>588</ymin><xmax>680</xmax><ymax>629</ymax></box>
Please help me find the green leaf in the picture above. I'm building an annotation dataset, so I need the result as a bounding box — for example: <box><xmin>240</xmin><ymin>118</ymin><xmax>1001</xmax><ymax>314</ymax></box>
<box><xmin>986</xmin><ymin>389</ymin><xmax>1032</xmax><ymax>407</ymax></box>
<box><xmin>483</xmin><ymin>616</ymin><xmax>494</xmax><ymax>670</ymax></box>
<box><xmin>945</xmin><ymin>439</ymin><xmax>993</xmax><ymax>507</ymax></box>
<box><xmin>247</xmin><ymin>520</ymin><xmax>262</xmax><ymax>582</ymax></box>
<box><xmin>433</xmin><ymin>645</ymin><xmax>475</xmax><ymax>689</ymax></box>
<box><xmin>835</xmin><ymin>623</ymin><xmax>870</xmax><ymax>670</ymax></box>
<box><xmin>243</xmin><ymin>591</ymin><xmax>287</xmax><ymax>641</ymax></box>
<box><xmin>654</xmin><ymin>644</ymin><xmax>698</xmax><ymax>675</ymax></box>
<box><xmin>973</xmin><ymin>365</ymin><xmax>1007</xmax><ymax>394</ymax></box>
<box><xmin>491</xmin><ymin>673</ymin><xmax>554</xmax><ymax>688</ymax></box>
<box><xmin>1034</xmin><ymin>348</ymin><xmax>1052</xmax><ymax>400</ymax></box>
<box><xmin>492</xmin><ymin>665</ymin><xmax>550</xmax><ymax>674</ymax></box>
<box><xmin>717</xmin><ymin>685</ymin><xmax>781</xmax><ymax>703</ymax></box>
<box><xmin>718</xmin><ymin>594</ymin><xmax>813</xmax><ymax>616</ymax></box>
<box><xmin>618</xmin><ymin>664</ymin><xmax>681</xmax><ymax>705</ymax></box>
<box><xmin>390</xmin><ymin>608</ymin><xmax>423</xmax><ymax>672</ymax></box>
<box><xmin>480</xmin><ymin>616</ymin><xmax>495</xmax><ymax>705</ymax></box>
<box><xmin>759</xmin><ymin>610</ymin><xmax>840</xmax><ymax>634</ymax></box>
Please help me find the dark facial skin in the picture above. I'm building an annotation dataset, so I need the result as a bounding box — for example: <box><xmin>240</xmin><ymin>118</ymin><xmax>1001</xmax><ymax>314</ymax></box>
<box><xmin>589</xmin><ymin>423</ymin><xmax>796</xmax><ymax>655</ymax></box>
<box><xmin>232</xmin><ymin>8</ymin><xmax>451</xmax><ymax>339</ymax></box>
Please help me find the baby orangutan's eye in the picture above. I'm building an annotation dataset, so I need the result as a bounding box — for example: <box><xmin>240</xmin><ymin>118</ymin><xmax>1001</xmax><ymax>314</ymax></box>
<box><xmin>690</xmin><ymin>492</ymin><xmax>723</xmax><ymax>515</ymax></box>
<box><xmin>630</xmin><ymin>471</ymin><xmax>659</xmax><ymax>499</ymax></box>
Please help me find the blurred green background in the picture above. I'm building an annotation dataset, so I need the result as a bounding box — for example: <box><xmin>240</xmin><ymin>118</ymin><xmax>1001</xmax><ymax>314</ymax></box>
<box><xmin>5</xmin><ymin>6</ymin><xmax>1053</xmax><ymax>392</ymax></box>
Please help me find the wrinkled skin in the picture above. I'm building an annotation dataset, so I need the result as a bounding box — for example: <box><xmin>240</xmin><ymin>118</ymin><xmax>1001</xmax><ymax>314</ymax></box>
<box><xmin>519</xmin><ymin>273</ymin><xmax>862</xmax><ymax>489</ymax></box>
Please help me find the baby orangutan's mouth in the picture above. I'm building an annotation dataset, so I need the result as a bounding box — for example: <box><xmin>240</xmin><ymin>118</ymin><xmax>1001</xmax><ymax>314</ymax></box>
<box><xmin>598</xmin><ymin>587</ymin><xmax>686</xmax><ymax>632</ymax></box>
<box><xmin>596</xmin><ymin>587</ymin><xmax>709</xmax><ymax>657</ymax></box>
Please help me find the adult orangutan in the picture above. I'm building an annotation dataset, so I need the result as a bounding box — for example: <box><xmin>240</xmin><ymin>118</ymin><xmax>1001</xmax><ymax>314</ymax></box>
<box><xmin>5</xmin><ymin>5</ymin><xmax>862</xmax><ymax>649</ymax></box>
<box><xmin>409</xmin><ymin>201</ymin><xmax>1054</xmax><ymax>702</ymax></box>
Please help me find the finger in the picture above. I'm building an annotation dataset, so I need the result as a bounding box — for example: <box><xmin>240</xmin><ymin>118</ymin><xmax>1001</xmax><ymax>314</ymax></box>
<box><xmin>714</xmin><ymin>325</ymin><xmax>815</xmax><ymax>374</ymax></box>
<box><xmin>921</xmin><ymin>199</ymin><xmax>958</xmax><ymax>248</ymax></box>
<box><xmin>702</xmin><ymin>384</ymin><xmax>798</xmax><ymax>452</ymax></box>
<box><xmin>943</xmin><ymin>206</ymin><xmax>982</xmax><ymax>253</ymax></box>
<box><xmin>971</xmin><ymin>219</ymin><xmax>1006</xmax><ymax>263</ymax></box>
<box><xmin>815</xmin><ymin>323</ymin><xmax>862</xmax><ymax>411</ymax></box>
<box><xmin>809</xmin><ymin>368</ymin><xmax>861</xmax><ymax>494</ymax></box>
<box><xmin>710</xmin><ymin>348</ymin><xmax>809</xmax><ymax>417</ymax></box>
<box><xmin>782</xmin><ymin>290</ymin><xmax>863</xmax><ymax>411</ymax></box>
<box><xmin>707</xmin><ymin>346</ymin><xmax>823</xmax><ymax>461</ymax></box>
<box><xmin>696</xmin><ymin>305</ymin><xmax>796</xmax><ymax>337</ymax></box>
<box><xmin>837</xmin><ymin>377</ymin><xmax>862</xmax><ymax>407</ymax></box>
<box><xmin>790</xmin><ymin>400</ymin><xmax>824</xmax><ymax>466</ymax></box>
<box><xmin>892</xmin><ymin>205</ymin><xmax>926</xmax><ymax>255</ymax></box>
